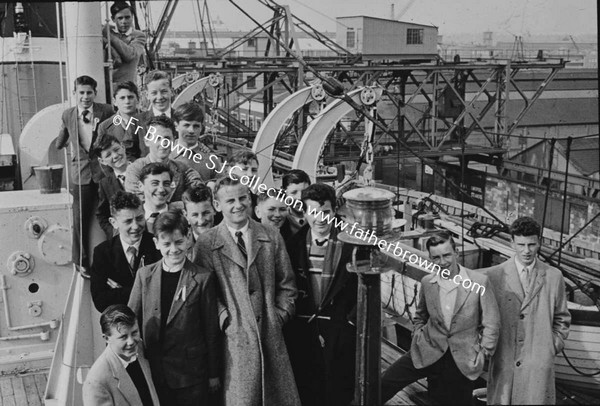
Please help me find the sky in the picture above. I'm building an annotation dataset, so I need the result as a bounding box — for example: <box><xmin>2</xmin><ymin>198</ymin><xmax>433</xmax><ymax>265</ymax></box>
<box><xmin>146</xmin><ymin>0</ymin><xmax>598</xmax><ymax>37</ymax></box>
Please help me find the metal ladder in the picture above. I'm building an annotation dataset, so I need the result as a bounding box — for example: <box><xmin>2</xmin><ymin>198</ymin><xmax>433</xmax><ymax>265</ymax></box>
<box><xmin>14</xmin><ymin>30</ymin><xmax>39</xmax><ymax>131</ymax></box>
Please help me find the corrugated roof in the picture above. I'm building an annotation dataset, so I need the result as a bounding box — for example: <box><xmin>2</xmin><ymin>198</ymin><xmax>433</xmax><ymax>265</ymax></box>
<box><xmin>557</xmin><ymin>136</ymin><xmax>600</xmax><ymax>176</ymax></box>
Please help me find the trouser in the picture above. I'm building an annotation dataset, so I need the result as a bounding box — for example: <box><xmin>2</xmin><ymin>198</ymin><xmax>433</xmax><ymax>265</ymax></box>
<box><xmin>381</xmin><ymin>350</ymin><xmax>474</xmax><ymax>405</ymax></box>
<box><xmin>71</xmin><ymin>182</ymin><xmax>97</xmax><ymax>268</ymax></box>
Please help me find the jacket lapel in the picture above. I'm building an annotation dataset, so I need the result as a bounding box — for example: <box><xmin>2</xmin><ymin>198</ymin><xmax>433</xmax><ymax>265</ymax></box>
<box><xmin>521</xmin><ymin>263</ymin><xmax>546</xmax><ymax>310</ymax></box>
<box><xmin>111</xmin><ymin>236</ymin><xmax>134</xmax><ymax>279</ymax></box>
<box><xmin>143</xmin><ymin>264</ymin><xmax>162</xmax><ymax>345</ymax></box>
<box><xmin>166</xmin><ymin>260</ymin><xmax>198</xmax><ymax>325</ymax></box>
<box><xmin>106</xmin><ymin>348</ymin><xmax>141</xmax><ymax>406</ymax></box>
<box><xmin>247</xmin><ymin>221</ymin><xmax>267</xmax><ymax>270</ymax></box>
<box><xmin>426</xmin><ymin>278</ymin><xmax>445</xmax><ymax>332</ymax></box>
<box><xmin>213</xmin><ymin>222</ymin><xmax>247</xmax><ymax>270</ymax></box>
<box><xmin>452</xmin><ymin>267</ymin><xmax>472</xmax><ymax>318</ymax></box>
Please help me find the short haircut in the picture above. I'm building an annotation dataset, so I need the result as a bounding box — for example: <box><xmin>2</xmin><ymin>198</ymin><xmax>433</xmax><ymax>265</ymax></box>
<box><xmin>145</xmin><ymin>70</ymin><xmax>171</xmax><ymax>87</ymax></box>
<box><xmin>113</xmin><ymin>80</ymin><xmax>139</xmax><ymax>99</ymax></box>
<box><xmin>509</xmin><ymin>217</ymin><xmax>541</xmax><ymax>238</ymax></box>
<box><xmin>227</xmin><ymin>150</ymin><xmax>258</xmax><ymax>167</ymax></box>
<box><xmin>301</xmin><ymin>183</ymin><xmax>336</xmax><ymax>212</ymax></box>
<box><xmin>153</xmin><ymin>210</ymin><xmax>190</xmax><ymax>237</ymax></box>
<box><xmin>256</xmin><ymin>189</ymin><xmax>284</xmax><ymax>204</ymax></box>
<box><xmin>110</xmin><ymin>190</ymin><xmax>142</xmax><ymax>216</ymax></box>
<box><xmin>173</xmin><ymin>102</ymin><xmax>204</xmax><ymax>124</ymax></box>
<box><xmin>425</xmin><ymin>230</ymin><xmax>456</xmax><ymax>251</ymax></box>
<box><xmin>139</xmin><ymin>162</ymin><xmax>173</xmax><ymax>184</ymax></box>
<box><xmin>110</xmin><ymin>1</ymin><xmax>131</xmax><ymax>18</ymax></box>
<box><xmin>100</xmin><ymin>304</ymin><xmax>137</xmax><ymax>336</ymax></box>
<box><xmin>213</xmin><ymin>176</ymin><xmax>249</xmax><ymax>200</ymax></box>
<box><xmin>282</xmin><ymin>169</ymin><xmax>311</xmax><ymax>191</ymax></box>
<box><xmin>93</xmin><ymin>135</ymin><xmax>122</xmax><ymax>158</ymax></box>
<box><xmin>182</xmin><ymin>185</ymin><xmax>213</xmax><ymax>206</ymax></box>
<box><xmin>74</xmin><ymin>75</ymin><xmax>97</xmax><ymax>92</ymax></box>
<box><xmin>147</xmin><ymin>115</ymin><xmax>177</xmax><ymax>138</ymax></box>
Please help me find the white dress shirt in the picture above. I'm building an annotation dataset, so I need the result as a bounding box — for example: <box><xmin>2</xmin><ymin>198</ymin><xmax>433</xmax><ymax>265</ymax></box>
<box><xmin>77</xmin><ymin>105</ymin><xmax>95</xmax><ymax>152</ymax></box>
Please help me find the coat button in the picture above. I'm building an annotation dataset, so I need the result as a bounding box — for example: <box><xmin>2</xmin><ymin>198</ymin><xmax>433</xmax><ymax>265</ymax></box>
<box><xmin>516</xmin><ymin>361</ymin><xmax>521</xmax><ymax>367</ymax></box>
<box><xmin>519</xmin><ymin>314</ymin><xmax>525</xmax><ymax>319</ymax></box>
<box><xmin>256</xmin><ymin>315</ymin><xmax>261</xmax><ymax>322</ymax></box>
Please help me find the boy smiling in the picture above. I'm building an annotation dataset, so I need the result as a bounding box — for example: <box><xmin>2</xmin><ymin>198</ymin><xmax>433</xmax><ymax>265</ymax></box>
<box><xmin>128</xmin><ymin>211</ymin><xmax>221</xmax><ymax>406</ymax></box>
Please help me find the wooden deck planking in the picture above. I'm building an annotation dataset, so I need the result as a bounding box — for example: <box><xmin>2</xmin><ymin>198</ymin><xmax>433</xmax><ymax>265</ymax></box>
<box><xmin>22</xmin><ymin>375</ymin><xmax>42</xmax><ymax>406</ymax></box>
<box><xmin>0</xmin><ymin>371</ymin><xmax>47</xmax><ymax>406</ymax></box>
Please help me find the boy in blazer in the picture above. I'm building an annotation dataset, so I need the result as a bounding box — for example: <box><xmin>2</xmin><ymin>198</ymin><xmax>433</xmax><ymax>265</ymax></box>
<box><xmin>381</xmin><ymin>231</ymin><xmax>500</xmax><ymax>405</ymax></box>
<box><xmin>284</xmin><ymin>183</ymin><xmax>359</xmax><ymax>406</ymax></box>
<box><xmin>94</xmin><ymin>135</ymin><xmax>130</xmax><ymax>240</ymax></box>
<box><xmin>97</xmin><ymin>81</ymin><xmax>142</xmax><ymax>162</ymax></box>
<box><xmin>128</xmin><ymin>210</ymin><xmax>220</xmax><ymax>406</ymax></box>
<box><xmin>55</xmin><ymin>75</ymin><xmax>115</xmax><ymax>270</ymax></box>
<box><xmin>90</xmin><ymin>191</ymin><xmax>161</xmax><ymax>312</ymax></box>
<box><xmin>138</xmin><ymin>70</ymin><xmax>175</xmax><ymax>156</ymax></box>
<box><xmin>84</xmin><ymin>304</ymin><xmax>160</xmax><ymax>406</ymax></box>
<box><xmin>481</xmin><ymin>217</ymin><xmax>570</xmax><ymax>405</ymax></box>
<box><xmin>194</xmin><ymin>176</ymin><xmax>300</xmax><ymax>406</ymax></box>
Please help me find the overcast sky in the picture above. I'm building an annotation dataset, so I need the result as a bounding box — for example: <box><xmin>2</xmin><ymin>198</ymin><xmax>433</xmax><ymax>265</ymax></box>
<box><xmin>150</xmin><ymin>0</ymin><xmax>597</xmax><ymax>36</ymax></box>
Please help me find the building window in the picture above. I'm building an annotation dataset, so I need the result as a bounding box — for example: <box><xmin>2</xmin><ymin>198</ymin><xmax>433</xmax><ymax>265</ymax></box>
<box><xmin>407</xmin><ymin>28</ymin><xmax>424</xmax><ymax>45</ymax></box>
<box><xmin>346</xmin><ymin>29</ymin><xmax>355</xmax><ymax>48</ymax></box>
<box><xmin>248</xmin><ymin>38</ymin><xmax>256</xmax><ymax>48</ymax></box>
<box><xmin>247</xmin><ymin>76</ymin><xmax>256</xmax><ymax>89</ymax></box>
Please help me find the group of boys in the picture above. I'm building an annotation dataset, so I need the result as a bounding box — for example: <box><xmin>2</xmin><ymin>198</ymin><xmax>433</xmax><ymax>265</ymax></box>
<box><xmin>83</xmin><ymin>150</ymin><xmax>366</xmax><ymax>406</ymax></box>
<box><xmin>60</xmin><ymin>10</ymin><xmax>570</xmax><ymax>403</ymax></box>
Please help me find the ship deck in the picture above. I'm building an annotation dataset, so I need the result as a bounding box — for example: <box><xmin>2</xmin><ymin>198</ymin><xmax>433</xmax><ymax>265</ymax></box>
<box><xmin>0</xmin><ymin>370</ymin><xmax>47</xmax><ymax>406</ymax></box>
<box><xmin>0</xmin><ymin>346</ymin><xmax>597</xmax><ymax>405</ymax></box>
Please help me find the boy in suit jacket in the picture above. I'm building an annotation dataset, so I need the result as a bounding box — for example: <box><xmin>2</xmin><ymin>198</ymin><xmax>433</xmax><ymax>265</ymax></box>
<box><xmin>381</xmin><ymin>231</ymin><xmax>500</xmax><ymax>405</ymax></box>
<box><xmin>97</xmin><ymin>81</ymin><xmax>142</xmax><ymax>162</ymax></box>
<box><xmin>481</xmin><ymin>217</ymin><xmax>570</xmax><ymax>405</ymax></box>
<box><xmin>128</xmin><ymin>211</ymin><xmax>221</xmax><ymax>406</ymax></box>
<box><xmin>194</xmin><ymin>176</ymin><xmax>300</xmax><ymax>406</ymax></box>
<box><xmin>55</xmin><ymin>75</ymin><xmax>115</xmax><ymax>270</ymax></box>
<box><xmin>83</xmin><ymin>304</ymin><xmax>160</xmax><ymax>406</ymax></box>
<box><xmin>138</xmin><ymin>70</ymin><xmax>175</xmax><ymax>156</ymax></box>
<box><xmin>90</xmin><ymin>191</ymin><xmax>161</xmax><ymax>312</ymax></box>
<box><xmin>94</xmin><ymin>135</ymin><xmax>130</xmax><ymax>240</ymax></box>
<box><xmin>284</xmin><ymin>183</ymin><xmax>359</xmax><ymax>406</ymax></box>
<box><xmin>125</xmin><ymin>115</ymin><xmax>202</xmax><ymax>202</ymax></box>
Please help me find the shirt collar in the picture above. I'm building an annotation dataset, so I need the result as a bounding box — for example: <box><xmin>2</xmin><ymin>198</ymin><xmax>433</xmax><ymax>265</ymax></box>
<box><xmin>226</xmin><ymin>221</ymin><xmax>249</xmax><ymax>241</ymax></box>
<box><xmin>78</xmin><ymin>105</ymin><xmax>94</xmax><ymax>117</ymax></box>
<box><xmin>112</xmin><ymin>25</ymin><xmax>133</xmax><ymax>36</ymax></box>
<box><xmin>180</xmin><ymin>142</ymin><xmax>199</xmax><ymax>150</ymax></box>
<box><xmin>162</xmin><ymin>259</ymin><xmax>185</xmax><ymax>273</ymax></box>
<box><xmin>310</xmin><ymin>230</ymin><xmax>330</xmax><ymax>245</ymax></box>
<box><xmin>430</xmin><ymin>264</ymin><xmax>464</xmax><ymax>287</ymax></box>
<box><xmin>515</xmin><ymin>257</ymin><xmax>536</xmax><ymax>273</ymax></box>
<box><xmin>143</xmin><ymin>202</ymin><xmax>168</xmax><ymax>220</ymax></box>
<box><xmin>152</xmin><ymin>108</ymin><xmax>171</xmax><ymax>118</ymax></box>
<box><xmin>119</xmin><ymin>235</ymin><xmax>142</xmax><ymax>253</ymax></box>
<box><xmin>110</xmin><ymin>347</ymin><xmax>138</xmax><ymax>368</ymax></box>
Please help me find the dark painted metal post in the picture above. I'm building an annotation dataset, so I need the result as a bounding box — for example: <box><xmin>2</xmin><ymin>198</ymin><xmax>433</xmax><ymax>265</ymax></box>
<box><xmin>352</xmin><ymin>253</ymin><xmax>382</xmax><ymax>406</ymax></box>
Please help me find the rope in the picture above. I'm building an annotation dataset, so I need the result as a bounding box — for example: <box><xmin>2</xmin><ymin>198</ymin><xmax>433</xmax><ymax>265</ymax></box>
<box><xmin>561</xmin><ymin>349</ymin><xmax>600</xmax><ymax>377</ymax></box>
